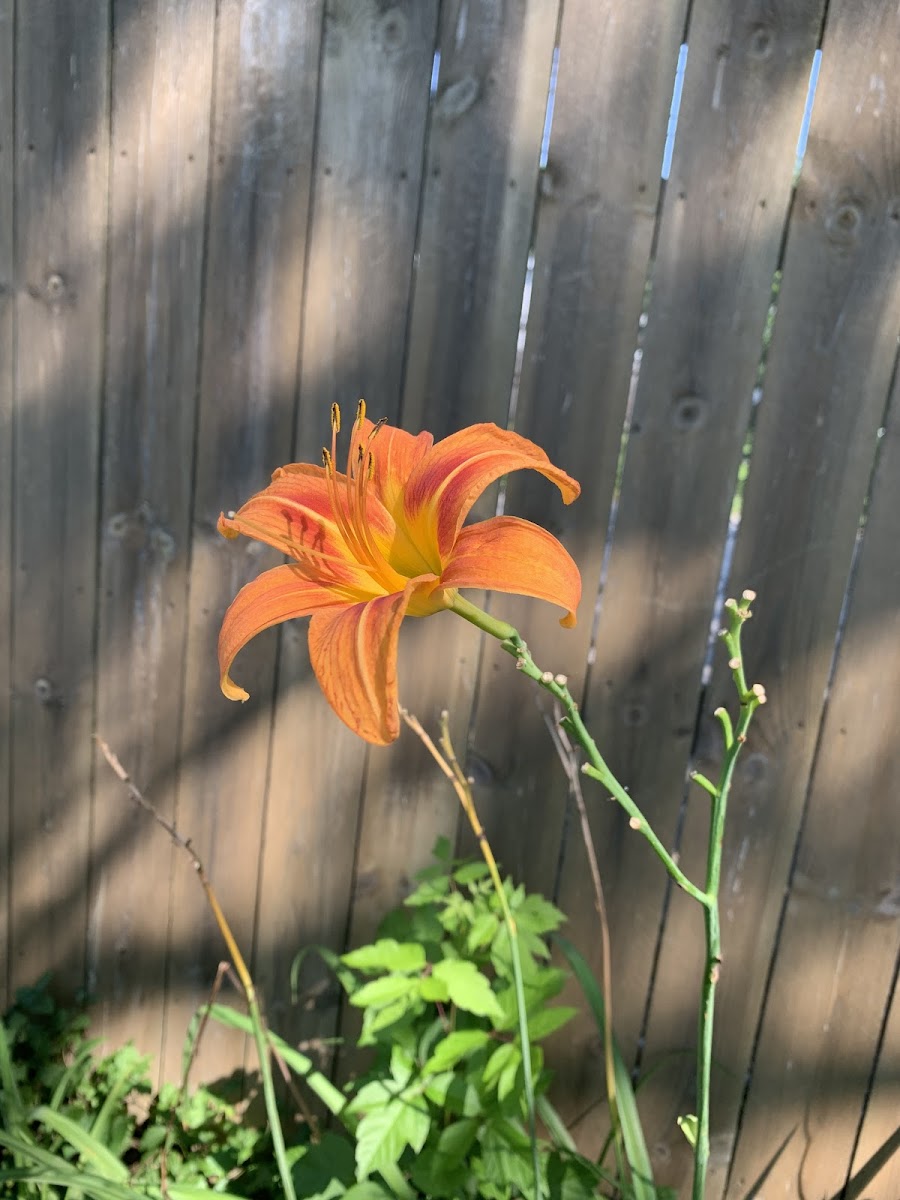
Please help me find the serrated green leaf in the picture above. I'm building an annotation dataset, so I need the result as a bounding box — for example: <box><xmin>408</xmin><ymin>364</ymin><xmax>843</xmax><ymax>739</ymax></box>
<box><xmin>546</xmin><ymin>1150</ymin><xmax>603</xmax><ymax>1200</ymax></box>
<box><xmin>483</xmin><ymin>1040</ymin><xmax>518</xmax><ymax>1090</ymax></box>
<box><xmin>350</xmin><ymin>975</ymin><xmax>420</xmax><ymax>1009</ymax></box>
<box><xmin>453</xmin><ymin>861</ymin><xmax>491</xmax><ymax>885</ymax></box>
<box><xmin>342</xmin><ymin>939</ymin><xmax>426</xmax><ymax>974</ymax></box>
<box><xmin>355</xmin><ymin>1095</ymin><xmax>430</xmax><ymax>1179</ymax></box>
<box><xmin>404</xmin><ymin>875</ymin><xmax>451</xmax><ymax>906</ymax></box>
<box><xmin>467</xmin><ymin>910</ymin><xmax>500</xmax><ymax>953</ymax></box>
<box><xmin>514</xmin><ymin>894</ymin><xmax>567</xmax><ymax>935</ymax></box>
<box><xmin>423</xmin><ymin>1029</ymin><xmax>491</xmax><ymax>1074</ymax></box>
<box><xmin>420</xmin><ymin>974</ymin><xmax>450</xmax><ymax>1003</ymax></box>
<box><xmin>526</xmin><ymin>1005</ymin><xmax>577</xmax><ymax>1041</ymax></box>
<box><xmin>432</xmin><ymin>959</ymin><xmax>503</xmax><ymax>1021</ymax></box>
<box><xmin>390</xmin><ymin>1043</ymin><xmax>415</xmax><ymax>1086</ymax></box>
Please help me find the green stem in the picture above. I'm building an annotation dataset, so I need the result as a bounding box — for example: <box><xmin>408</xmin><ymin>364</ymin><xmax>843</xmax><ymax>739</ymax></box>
<box><xmin>453</xmin><ymin>591</ymin><xmax>765</xmax><ymax>1200</ymax></box>
<box><xmin>691</xmin><ymin>596</ymin><xmax>764</xmax><ymax>1200</ymax></box>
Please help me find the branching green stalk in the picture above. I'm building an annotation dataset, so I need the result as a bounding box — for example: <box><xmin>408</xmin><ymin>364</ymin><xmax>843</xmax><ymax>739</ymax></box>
<box><xmin>689</xmin><ymin>595</ymin><xmax>766</xmax><ymax>1200</ymax></box>
<box><xmin>451</xmin><ymin>590</ymin><xmax>766</xmax><ymax>1200</ymax></box>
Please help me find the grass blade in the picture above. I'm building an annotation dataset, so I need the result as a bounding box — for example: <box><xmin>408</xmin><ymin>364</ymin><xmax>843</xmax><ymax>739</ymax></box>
<box><xmin>28</xmin><ymin>1105</ymin><xmax>130</xmax><ymax>1183</ymax></box>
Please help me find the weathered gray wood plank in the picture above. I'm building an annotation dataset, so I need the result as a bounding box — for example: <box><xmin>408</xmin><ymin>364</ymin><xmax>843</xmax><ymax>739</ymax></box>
<box><xmin>466</xmin><ymin>0</ymin><xmax>687</xmax><ymax>1013</ymax></box>
<box><xmin>163</xmin><ymin>0</ymin><xmax>323</xmax><ymax>1086</ymax></box>
<box><xmin>343</xmin><ymin>0</ymin><xmax>560</xmax><ymax>959</ymax></box>
<box><xmin>549</xmin><ymin>0</ymin><xmax>826</xmax><ymax>1164</ymax></box>
<box><xmin>725</xmin><ymin>382</ymin><xmax>900</xmax><ymax>1196</ymax></box>
<box><xmin>850</xmin><ymin>961</ymin><xmax>900</xmax><ymax>1200</ymax></box>
<box><xmin>0</xmin><ymin>0</ymin><xmax>13</xmax><ymax>1009</ymax></box>
<box><xmin>9</xmin><ymin>3</ymin><xmax>110</xmax><ymax>998</ymax></box>
<box><xmin>641</xmin><ymin>2</ymin><xmax>900</xmax><ymax>1193</ymax></box>
<box><xmin>256</xmin><ymin>0</ymin><xmax>438</xmax><ymax>1073</ymax></box>
<box><xmin>88</xmin><ymin>0</ymin><xmax>216</xmax><ymax>1080</ymax></box>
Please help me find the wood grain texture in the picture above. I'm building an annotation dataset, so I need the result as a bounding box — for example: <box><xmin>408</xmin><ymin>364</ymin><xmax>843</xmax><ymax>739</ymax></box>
<box><xmin>163</xmin><ymin>0</ymin><xmax>323</xmax><ymax>1086</ymax></box>
<box><xmin>0</xmin><ymin>0</ymin><xmax>12</xmax><ymax>1009</ymax></box>
<box><xmin>342</xmin><ymin>0</ymin><xmax>560</xmax><ymax>956</ymax></box>
<box><xmin>9</xmin><ymin>2</ymin><xmax>110</xmax><ymax>999</ymax></box>
<box><xmin>255</xmin><ymin>0</ymin><xmax>438</xmax><ymax>1076</ymax></box>
<box><xmin>464</xmin><ymin>0</ymin><xmax>688</xmax><ymax>1108</ymax></box>
<box><xmin>850</xmin><ymin>958</ymin><xmax>900</xmax><ymax>1200</ymax></box>
<box><xmin>646</xmin><ymin>2</ymin><xmax>900</xmax><ymax>1194</ymax></box>
<box><xmin>549</xmin><ymin>0</ymin><xmax>826</xmax><ymax>1167</ymax></box>
<box><xmin>88</xmin><ymin>0</ymin><xmax>217</xmax><ymax>1081</ymax></box>
<box><xmin>725</xmin><ymin>371</ymin><xmax>900</xmax><ymax>1198</ymax></box>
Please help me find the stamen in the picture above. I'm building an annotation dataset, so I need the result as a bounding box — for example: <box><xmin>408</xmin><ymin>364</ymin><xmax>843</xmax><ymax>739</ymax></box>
<box><xmin>331</xmin><ymin>403</ymin><xmax>341</xmax><ymax>433</ymax></box>
<box><xmin>356</xmin><ymin>398</ymin><xmax>366</xmax><ymax>427</ymax></box>
<box><xmin>322</xmin><ymin>447</ymin><xmax>334</xmax><ymax>474</ymax></box>
<box><xmin>367</xmin><ymin>452</ymin><xmax>375</xmax><ymax>481</ymax></box>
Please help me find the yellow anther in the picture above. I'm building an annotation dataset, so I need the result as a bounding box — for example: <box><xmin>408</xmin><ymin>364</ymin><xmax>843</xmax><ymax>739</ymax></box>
<box><xmin>322</xmin><ymin>447</ymin><xmax>334</xmax><ymax>474</ymax></box>
<box><xmin>331</xmin><ymin>403</ymin><xmax>341</xmax><ymax>433</ymax></box>
<box><xmin>367</xmin><ymin>452</ymin><xmax>375</xmax><ymax>480</ymax></box>
<box><xmin>356</xmin><ymin>398</ymin><xmax>367</xmax><ymax>427</ymax></box>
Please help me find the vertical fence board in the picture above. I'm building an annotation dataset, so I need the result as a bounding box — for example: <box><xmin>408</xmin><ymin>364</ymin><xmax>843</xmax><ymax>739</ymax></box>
<box><xmin>255</xmin><ymin>0</ymin><xmax>438</xmax><ymax>1065</ymax></box>
<box><xmin>88</xmin><ymin>0</ymin><xmax>216</xmax><ymax>1074</ymax></box>
<box><xmin>550</xmin><ymin>0</ymin><xmax>824</xmax><ymax>1153</ymax></box>
<box><xmin>640</xmin><ymin>2</ymin><xmax>900</xmax><ymax>1194</ymax></box>
<box><xmin>163</xmin><ymin>0</ymin><xmax>322</xmax><ymax>1085</ymax></box>
<box><xmin>343</xmin><ymin>0</ymin><xmax>560</xmax><ymax>958</ymax></box>
<box><xmin>9</xmin><ymin>4</ymin><xmax>110</xmax><ymax>998</ymax></box>
<box><xmin>0</xmin><ymin>0</ymin><xmax>12</xmax><ymax>1009</ymax></box>
<box><xmin>467</xmin><ymin>0</ymin><xmax>687</xmax><ymax>923</ymax></box>
<box><xmin>725</xmin><ymin>394</ymin><xmax>900</xmax><ymax>1198</ymax></box>
<box><xmin>850</xmin><ymin>966</ymin><xmax>900</xmax><ymax>1200</ymax></box>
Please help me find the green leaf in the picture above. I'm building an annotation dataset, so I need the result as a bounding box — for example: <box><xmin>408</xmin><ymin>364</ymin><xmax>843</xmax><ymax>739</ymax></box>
<box><xmin>483</xmin><ymin>1041</ymin><xmax>519</xmax><ymax>1090</ymax></box>
<box><xmin>513</xmin><ymin>894</ymin><xmax>567</xmax><ymax>936</ymax></box>
<box><xmin>350</xmin><ymin>975</ymin><xmax>421</xmax><ymax>1009</ymax></box>
<box><xmin>404</xmin><ymin>875</ymin><xmax>451</xmax><ymax>906</ymax></box>
<box><xmin>408</xmin><ymin>1118</ymin><xmax>479</xmax><ymax>1198</ymax></box>
<box><xmin>342</xmin><ymin>939</ymin><xmax>426</xmax><ymax>974</ymax></box>
<box><xmin>432</xmin><ymin>959</ymin><xmax>503</xmax><ymax>1021</ymax></box>
<box><xmin>467</xmin><ymin>910</ymin><xmax>500</xmax><ymax>953</ymax></box>
<box><xmin>453</xmin><ymin>861</ymin><xmax>491</xmax><ymax>886</ymax></box>
<box><xmin>677</xmin><ymin>1113</ymin><xmax>698</xmax><ymax>1148</ymax></box>
<box><xmin>526</xmin><ymin>1006</ymin><xmax>577</xmax><ymax>1041</ymax></box>
<box><xmin>28</xmin><ymin>1105</ymin><xmax>130</xmax><ymax>1182</ymax></box>
<box><xmin>355</xmin><ymin>1095</ymin><xmax>430</xmax><ymax>1180</ymax></box>
<box><xmin>420</xmin><ymin>974</ymin><xmax>451</xmax><ymax>1003</ymax></box>
<box><xmin>423</xmin><ymin>1029</ymin><xmax>491</xmax><ymax>1074</ymax></box>
<box><xmin>546</xmin><ymin>1150</ymin><xmax>604</xmax><ymax>1200</ymax></box>
<box><xmin>343</xmin><ymin>1183</ymin><xmax>394</xmax><ymax>1200</ymax></box>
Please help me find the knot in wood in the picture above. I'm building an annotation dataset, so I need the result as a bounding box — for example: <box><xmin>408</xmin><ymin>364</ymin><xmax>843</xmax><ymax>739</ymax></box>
<box><xmin>826</xmin><ymin>197</ymin><xmax>865</xmax><ymax>246</ymax></box>
<box><xmin>378</xmin><ymin>8</ymin><xmax>408</xmax><ymax>53</ymax></box>
<box><xmin>747</xmin><ymin>23</ymin><xmax>774</xmax><ymax>60</ymax></box>
<box><xmin>672</xmin><ymin>392</ymin><xmax>708</xmax><ymax>432</ymax></box>
<box><xmin>435</xmin><ymin>75</ymin><xmax>479</xmax><ymax>123</ymax></box>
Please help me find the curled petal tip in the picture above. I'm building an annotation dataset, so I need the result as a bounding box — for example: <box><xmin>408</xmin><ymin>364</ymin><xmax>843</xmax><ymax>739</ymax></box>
<box><xmin>559</xmin><ymin>611</ymin><xmax>577</xmax><ymax>629</ymax></box>
<box><xmin>221</xmin><ymin>672</ymin><xmax>250</xmax><ymax>702</ymax></box>
<box><xmin>217</xmin><ymin>512</ymin><xmax>240</xmax><ymax>539</ymax></box>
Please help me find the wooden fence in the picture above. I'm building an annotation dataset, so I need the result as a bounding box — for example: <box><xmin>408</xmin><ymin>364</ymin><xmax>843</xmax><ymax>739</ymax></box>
<box><xmin>2</xmin><ymin>1</ymin><xmax>899</xmax><ymax>1196</ymax></box>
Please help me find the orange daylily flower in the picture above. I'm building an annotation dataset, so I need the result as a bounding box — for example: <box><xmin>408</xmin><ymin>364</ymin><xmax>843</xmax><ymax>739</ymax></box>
<box><xmin>218</xmin><ymin>403</ymin><xmax>581</xmax><ymax>744</ymax></box>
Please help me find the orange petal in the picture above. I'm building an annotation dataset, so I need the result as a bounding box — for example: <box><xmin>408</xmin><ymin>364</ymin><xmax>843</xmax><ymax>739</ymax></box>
<box><xmin>403</xmin><ymin>424</ymin><xmax>581</xmax><ymax>561</ymax></box>
<box><xmin>219</xmin><ymin>565</ymin><xmax>346</xmax><ymax>701</ymax></box>
<box><xmin>364</xmin><ymin>421</ymin><xmax>434</xmax><ymax>516</ymax></box>
<box><xmin>307</xmin><ymin>575</ymin><xmax>439</xmax><ymax>744</ymax></box>
<box><xmin>219</xmin><ymin>463</ymin><xmax>400</xmax><ymax>590</ymax></box>
<box><xmin>441</xmin><ymin>516</ymin><xmax>582</xmax><ymax>627</ymax></box>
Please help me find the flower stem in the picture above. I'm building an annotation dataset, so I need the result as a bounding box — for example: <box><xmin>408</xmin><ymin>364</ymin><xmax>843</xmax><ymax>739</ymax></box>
<box><xmin>455</xmin><ymin>592</ymin><xmax>765</xmax><ymax>1200</ymax></box>
<box><xmin>691</xmin><ymin>594</ymin><xmax>765</xmax><ymax>1200</ymax></box>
